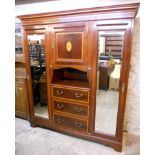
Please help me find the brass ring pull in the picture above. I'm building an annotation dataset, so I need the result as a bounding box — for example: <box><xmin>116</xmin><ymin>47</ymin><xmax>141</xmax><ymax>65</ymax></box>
<box><xmin>57</xmin><ymin>118</ymin><xmax>64</xmax><ymax>123</ymax></box>
<box><xmin>74</xmin><ymin>122</ymin><xmax>83</xmax><ymax>128</ymax></box>
<box><xmin>75</xmin><ymin>93</ymin><xmax>83</xmax><ymax>98</ymax></box>
<box><xmin>74</xmin><ymin>107</ymin><xmax>83</xmax><ymax>113</ymax></box>
<box><xmin>57</xmin><ymin>103</ymin><xmax>64</xmax><ymax>109</ymax></box>
<box><xmin>56</xmin><ymin>90</ymin><xmax>64</xmax><ymax>95</ymax></box>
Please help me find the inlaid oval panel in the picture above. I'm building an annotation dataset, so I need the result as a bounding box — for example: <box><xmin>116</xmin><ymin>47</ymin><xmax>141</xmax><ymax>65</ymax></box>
<box><xmin>56</xmin><ymin>32</ymin><xmax>83</xmax><ymax>60</ymax></box>
<box><xmin>66</xmin><ymin>41</ymin><xmax>72</xmax><ymax>52</ymax></box>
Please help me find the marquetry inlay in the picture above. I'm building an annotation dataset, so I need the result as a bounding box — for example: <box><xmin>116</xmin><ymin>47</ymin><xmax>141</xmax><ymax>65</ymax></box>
<box><xmin>66</xmin><ymin>41</ymin><xmax>72</xmax><ymax>52</ymax></box>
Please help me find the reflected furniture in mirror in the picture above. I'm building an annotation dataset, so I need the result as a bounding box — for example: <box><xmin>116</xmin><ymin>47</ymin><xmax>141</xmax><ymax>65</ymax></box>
<box><xmin>17</xmin><ymin>3</ymin><xmax>139</xmax><ymax>151</ymax></box>
<box><xmin>95</xmin><ymin>31</ymin><xmax>124</xmax><ymax>135</ymax></box>
<box><xmin>28</xmin><ymin>34</ymin><xmax>48</xmax><ymax>119</ymax></box>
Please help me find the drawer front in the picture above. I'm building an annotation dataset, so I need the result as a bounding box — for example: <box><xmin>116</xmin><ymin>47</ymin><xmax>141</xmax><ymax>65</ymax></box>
<box><xmin>53</xmin><ymin>114</ymin><xmax>88</xmax><ymax>133</ymax></box>
<box><xmin>16</xmin><ymin>79</ymin><xmax>25</xmax><ymax>87</ymax></box>
<box><xmin>52</xmin><ymin>87</ymin><xmax>89</xmax><ymax>103</ymax></box>
<box><xmin>53</xmin><ymin>100</ymin><xmax>88</xmax><ymax>117</ymax></box>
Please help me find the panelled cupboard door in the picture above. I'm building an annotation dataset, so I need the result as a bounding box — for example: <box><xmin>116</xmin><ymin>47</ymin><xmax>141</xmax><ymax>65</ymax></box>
<box><xmin>15</xmin><ymin>79</ymin><xmax>29</xmax><ymax>119</ymax></box>
<box><xmin>50</xmin><ymin>22</ymin><xmax>89</xmax><ymax>66</ymax></box>
<box><xmin>91</xmin><ymin>19</ymin><xmax>133</xmax><ymax>142</ymax></box>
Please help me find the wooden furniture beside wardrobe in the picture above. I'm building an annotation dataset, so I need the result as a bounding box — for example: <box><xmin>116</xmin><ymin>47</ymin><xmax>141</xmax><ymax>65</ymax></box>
<box><xmin>17</xmin><ymin>3</ymin><xmax>139</xmax><ymax>151</ymax></box>
<box><xmin>15</xmin><ymin>57</ymin><xmax>29</xmax><ymax>120</ymax></box>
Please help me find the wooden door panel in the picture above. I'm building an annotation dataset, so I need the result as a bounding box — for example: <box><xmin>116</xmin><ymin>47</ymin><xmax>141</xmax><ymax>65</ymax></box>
<box><xmin>51</xmin><ymin>22</ymin><xmax>88</xmax><ymax>65</ymax></box>
<box><xmin>15</xmin><ymin>79</ymin><xmax>29</xmax><ymax>119</ymax></box>
<box><xmin>90</xmin><ymin>20</ymin><xmax>133</xmax><ymax>142</ymax></box>
<box><xmin>56</xmin><ymin>32</ymin><xmax>83</xmax><ymax>60</ymax></box>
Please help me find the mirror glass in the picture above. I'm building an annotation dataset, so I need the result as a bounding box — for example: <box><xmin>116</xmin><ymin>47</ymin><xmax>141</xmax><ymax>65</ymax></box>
<box><xmin>28</xmin><ymin>34</ymin><xmax>48</xmax><ymax>119</ymax></box>
<box><xmin>15</xmin><ymin>21</ymin><xmax>22</xmax><ymax>55</ymax></box>
<box><xmin>95</xmin><ymin>31</ymin><xmax>124</xmax><ymax>135</ymax></box>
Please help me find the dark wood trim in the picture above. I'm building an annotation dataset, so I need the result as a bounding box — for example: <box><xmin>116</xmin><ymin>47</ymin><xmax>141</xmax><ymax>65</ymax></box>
<box><xmin>18</xmin><ymin>3</ymin><xmax>139</xmax><ymax>20</ymax></box>
<box><xmin>18</xmin><ymin>3</ymin><xmax>139</xmax><ymax>26</ymax></box>
<box><xmin>115</xmin><ymin>19</ymin><xmax>134</xmax><ymax>142</ymax></box>
<box><xmin>45</xmin><ymin>25</ymin><xmax>53</xmax><ymax>122</ymax></box>
<box><xmin>23</xmin><ymin>29</ymin><xmax>35</xmax><ymax>122</ymax></box>
<box><xmin>33</xmin><ymin>117</ymin><xmax>51</xmax><ymax>128</ymax></box>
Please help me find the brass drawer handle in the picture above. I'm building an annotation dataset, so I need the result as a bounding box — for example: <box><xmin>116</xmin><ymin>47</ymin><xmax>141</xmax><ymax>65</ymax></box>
<box><xmin>56</xmin><ymin>90</ymin><xmax>64</xmax><ymax>95</ymax></box>
<box><xmin>57</xmin><ymin>103</ymin><xmax>64</xmax><ymax>109</ymax></box>
<box><xmin>75</xmin><ymin>93</ymin><xmax>83</xmax><ymax>98</ymax></box>
<box><xmin>74</xmin><ymin>122</ymin><xmax>83</xmax><ymax>128</ymax></box>
<box><xmin>74</xmin><ymin>107</ymin><xmax>84</xmax><ymax>113</ymax></box>
<box><xmin>57</xmin><ymin>118</ymin><xmax>64</xmax><ymax>123</ymax></box>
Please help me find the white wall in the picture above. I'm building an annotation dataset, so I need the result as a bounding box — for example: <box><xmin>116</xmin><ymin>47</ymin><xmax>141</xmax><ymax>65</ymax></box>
<box><xmin>15</xmin><ymin>0</ymin><xmax>139</xmax><ymax>16</ymax></box>
<box><xmin>124</xmin><ymin>17</ymin><xmax>140</xmax><ymax>135</ymax></box>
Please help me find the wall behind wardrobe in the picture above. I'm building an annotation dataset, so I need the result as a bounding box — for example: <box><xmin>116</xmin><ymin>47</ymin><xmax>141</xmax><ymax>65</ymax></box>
<box><xmin>15</xmin><ymin>0</ymin><xmax>140</xmax><ymax>136</ymax></box>
<box><xmin>124</xmin><ymin>17</ymin><xmax>140</xmax><ymax>135</ymax></box>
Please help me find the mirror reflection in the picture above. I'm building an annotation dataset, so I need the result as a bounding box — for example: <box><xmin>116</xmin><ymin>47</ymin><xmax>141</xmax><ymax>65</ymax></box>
<box><xmin>28</xmin><ymin>34</ymin><xmax>48</xmax><ymax>119</ymax></box>
<box><xmin>95</xmin><ymin>31</ymin><xmax>124</xmax><ymax>135</ymax></box>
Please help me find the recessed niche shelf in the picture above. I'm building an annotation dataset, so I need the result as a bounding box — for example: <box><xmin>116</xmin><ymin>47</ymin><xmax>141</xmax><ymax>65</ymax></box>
<box><xmin>51</xmin><ymin>68</ymin><xmax>89</xmax><ymax>89</ymax></box>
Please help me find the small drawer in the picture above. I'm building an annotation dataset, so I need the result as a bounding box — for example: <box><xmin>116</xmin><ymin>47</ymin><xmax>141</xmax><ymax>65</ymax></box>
<box><xmin>53</xmin><ymin>99</ymin><xmax>88</xmax><ymax>117</ymax></box>
<box><xmin>15</xmin><ymin>79</ymin><xmax>25</xmax><ymax>86</ymax></box>
<box><xmin>52</xmin><ymin>87</ymin><xmax>89</xmax><ymax>103</ymax></box>
<box><xmin>53</xmin><ymin>114</ymin><xmax>88</xmax><ymax>133</ymax></box>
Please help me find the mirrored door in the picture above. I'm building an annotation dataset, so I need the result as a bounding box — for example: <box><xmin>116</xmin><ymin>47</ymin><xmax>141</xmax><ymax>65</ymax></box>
<box><xmin>95</xmin><ymin>31</ymin><xmax>124</xmax><ymax>135</ymax></box>
<box><xmin>27</xmin><ymin>34</ymin><xmax>48</xmax><ymax>119</ymax></box>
